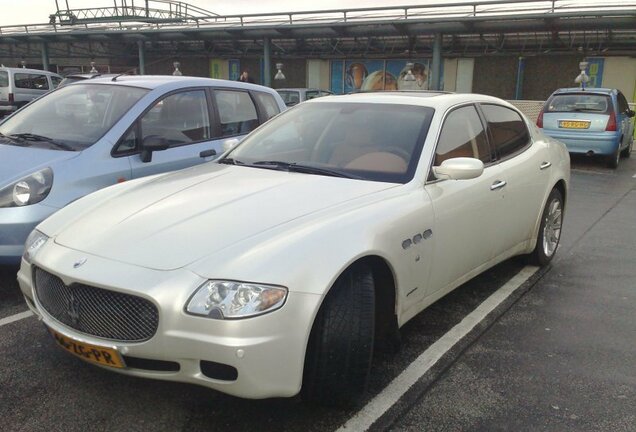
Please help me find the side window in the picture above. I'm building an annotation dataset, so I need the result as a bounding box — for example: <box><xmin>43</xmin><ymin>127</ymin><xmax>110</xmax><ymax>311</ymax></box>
<box><xmin>14</xmin><ymin>73</ymin><xmax>50</xmax><ymax>90</ymax></box>
<box><xmin>253</xmin><ymin>92</ymin><xmax>281</xmax><ymax>121</ymax></box>
<box><xmin>435</xmin><ymin>105</ymin><xmax>491</xmax><ymax>166</ymax></box>
<box><xmin>51</xmin><ymin>76</ymin><xmax>62</xmax><ymax>89</ymax></box>
<box><xmin>0</xmin><ymin>71</ymin><xmax>8</xmax><ymax>87</ymax></box>
<box><xmin>481</xmin><ymin>104</ymin><xmax>530</xmax><ymax>159</ymax></box>
<box><xmin>617</xmin><ymin>92</ymin><xmax>629</xmax><ymax>113</ymax></box>
<box><xmin>306</xmin><ymin>90</ymin><xmax>320</xmax><ymax>100</ymax></box>
<box><xmin>117</xmin><ymin>127</ymin><xmax>138</xmax><ymax>154</ymax></box>
<box><xmin>215</xmin><ymin>90</ymin><xmax>259</xmax><ymax>137</ymax></box>
<box><xmin>140</xmin><ymin>90</ymin><xmax>211</xmax><ymax>147</ymax></box>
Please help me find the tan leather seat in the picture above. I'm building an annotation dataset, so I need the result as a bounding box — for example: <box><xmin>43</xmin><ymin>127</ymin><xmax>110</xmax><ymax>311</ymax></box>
<box><xmin>345</xmin><ymin>152</ymin><xmax>408</xmax><ymax>173</ymax></box>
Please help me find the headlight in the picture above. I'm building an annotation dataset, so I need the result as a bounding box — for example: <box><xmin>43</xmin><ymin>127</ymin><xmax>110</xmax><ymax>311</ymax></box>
<box><xmin>23</xmin><ymin>229</ymin><xmax>49</xmax><ymax>263</ymax></box>
<box><xmin>0</xmin><ymin>168</ymin><xmax>53</xmax><ymax>208</ymax></box>
<box><xmin>186</xmin><ymin>280</ymin><xmax>287</xmax><ymax>319</ymax></box>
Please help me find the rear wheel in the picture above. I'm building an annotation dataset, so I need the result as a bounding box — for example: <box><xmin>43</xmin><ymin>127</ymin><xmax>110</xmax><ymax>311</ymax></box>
<box><xmin>527</xmin><ymin>188</ymin><xmax>563</xmax><ymax>266</ymax></box>
<box><xmin>301</xmin><ymin>263</ymin><xmax>375</xmax><ymax>407</ymax></box>
<box><xmin>607</xmin><ymin>145</ymin><xmax>621</xmax><ymax>169</ymax></box>
<box><xmin>620</xmin><ymin>137</ymin><xmax>633</xmax><ymax>158</ymax></box>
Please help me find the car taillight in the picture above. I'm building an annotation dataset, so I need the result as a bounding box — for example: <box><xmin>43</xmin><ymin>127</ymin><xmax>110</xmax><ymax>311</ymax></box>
<box><xmin>8</xmin><ymin>93</ymin><xmax>14</xmax><ymax>104</ymax></box>
<box><xmin>605</xmin><ymin>111</ymin><xmax>617</xmax><ymax>131</ymax></box>
<box><xmin>536</xmin><ymin>109</ymin><xmax>544</xmax><ymax>128</ymax></box>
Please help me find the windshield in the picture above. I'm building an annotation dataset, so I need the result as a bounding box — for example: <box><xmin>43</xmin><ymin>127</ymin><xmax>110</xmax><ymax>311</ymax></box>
<box><xmin>546</xmin><ymin>94</ymin><xmax>610</xmax><ymax>114</ymax></box>
<box><xmin>0</xmin><ymin>83</ymin><xmax>148</xmax><ymax>151</ymax></box>
<box><xmin>226</xmin><ymin>102</ymin><xmax>434</xmax><ymax>184</ymax></box>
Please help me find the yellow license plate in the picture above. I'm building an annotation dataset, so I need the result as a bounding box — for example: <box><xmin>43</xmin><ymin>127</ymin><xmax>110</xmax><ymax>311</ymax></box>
<box><xmin>559</xmin><ymin>120</ymin><xmax>590</xmax><ymax>129</ymax></box>
<box><xmin>50</xmin><ymin>328</ymin><xmax>125</xmax><ymax>368</ymax></box>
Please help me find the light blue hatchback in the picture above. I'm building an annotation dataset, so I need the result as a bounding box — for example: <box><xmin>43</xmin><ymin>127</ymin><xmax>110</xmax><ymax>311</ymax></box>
<box><xmin>0</xmin><ymin>75</ymin><xmax>285</xmax><ymax>264</ymax></box>
<box><xmin>538</xmin><ymin>87</ymin><xmax>635</xmax><ymax>168</ymax></box>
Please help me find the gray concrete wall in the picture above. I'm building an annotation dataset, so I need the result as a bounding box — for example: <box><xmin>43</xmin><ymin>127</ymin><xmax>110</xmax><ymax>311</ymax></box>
<box><xmin>472</xmin><ymin>56</ymin><xmax>517</xmax><ymax>99</ymax></box>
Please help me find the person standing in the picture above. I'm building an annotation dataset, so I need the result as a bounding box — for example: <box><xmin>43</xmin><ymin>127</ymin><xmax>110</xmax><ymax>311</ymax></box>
<box><xmin>238</xmin><ymin>70</ymin><xmax>255</xmax><ymax>84</ymax></box>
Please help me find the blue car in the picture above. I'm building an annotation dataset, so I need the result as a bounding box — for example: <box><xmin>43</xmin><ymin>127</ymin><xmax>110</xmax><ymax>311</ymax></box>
<box><xmin>537</xmin><ymin>87</ymin><xmax>635</xmax><ymax>168</ymax></box>
<box><xmin>0</xmin><ymin>76</ymin><xmax>285</xmax><ymax>264</ymax></box>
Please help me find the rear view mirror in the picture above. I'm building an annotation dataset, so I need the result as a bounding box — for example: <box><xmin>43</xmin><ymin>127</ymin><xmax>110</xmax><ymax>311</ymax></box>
<box><xmin>627</xmin><ymin>110</ymin><xmax>635</xmax><ymax>118</ymax></box>
<box><xmin>140</xmin><ymin>135</ymin><xmax>169</xmax><ymax>163</ymax></box>
<box><xmin>433</xmin><ymin>157</ymin><xmax>484</xmax><ymax>180</ymax></box>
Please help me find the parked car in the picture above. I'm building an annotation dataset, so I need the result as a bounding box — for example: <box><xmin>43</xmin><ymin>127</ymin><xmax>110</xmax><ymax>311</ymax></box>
<box><xmin>276</xmin><ymin>87</ymin><xmax>333</xmax><ymax>107</ymax></box>
<box><xmin>18</xmin><ymin>92</ymin><xmax>569</xmax><ymax>406</ymax></box>
<box><xmin>0</xmin><ymin>67</ymin><xmax>62</xmax><ymax>118</ymax></box>
<box><xmin>57</xmin><ymin>72</ymin><xmax>110</xmax><ymax>87</ymax></box>
<box><xmin>0</xmin><ymin>75</ymin><xmax>285</xmax><ymax>264</ymax></box>
<box><xmin>537</xmin><ymin>87</ymin><xmax>635</xmax><ymax>168</ymax></box>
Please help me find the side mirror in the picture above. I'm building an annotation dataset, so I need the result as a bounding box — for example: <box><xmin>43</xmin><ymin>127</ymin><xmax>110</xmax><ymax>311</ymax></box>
<box><xmin>140</xmin><ymin>135</ymin><xmax>169</xmax><ymax>163</ymax></box>
<box><xmin>222</xmin><ymin>138</ymin><xmax>241</xmax><ymax>153</ymax></box>
<box><xmin>627</xmin><ymin>109</ymin><xmax>635</xmax><ymax>118</ymax></box>
<box><xmin>433</xmin><ymin>157</ymin><xmax>484</xmax><ymax>180</ymax></box>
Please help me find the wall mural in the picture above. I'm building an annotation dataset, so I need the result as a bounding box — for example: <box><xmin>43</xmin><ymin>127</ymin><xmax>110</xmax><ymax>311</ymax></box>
<box><xmin>330</xmin><ymin>59</ymin><xmax>433</xmax><ymax>94</ymax></box>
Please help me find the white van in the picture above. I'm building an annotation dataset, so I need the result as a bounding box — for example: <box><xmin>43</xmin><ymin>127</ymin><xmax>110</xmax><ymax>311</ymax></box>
<box><xmin>0</xmin><ymin>67</ymin><xmax>63</xmax><ymax>118</ymax></box>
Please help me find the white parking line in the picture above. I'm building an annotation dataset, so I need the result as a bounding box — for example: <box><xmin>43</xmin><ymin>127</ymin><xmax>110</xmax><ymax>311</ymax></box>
<box><xmin>338</xmin><ymin>265</ymin><xmax>539</xmax><ymax>432</ymax></box>
<box><xmin>632</xmin><ymin>173</ymin><xmax>636</xmax><ymax>178</ymax></box>
<box><xmin>0</xmin><ymin>310</ymin><xmax>33</xmax><ymax>327</ymax></box>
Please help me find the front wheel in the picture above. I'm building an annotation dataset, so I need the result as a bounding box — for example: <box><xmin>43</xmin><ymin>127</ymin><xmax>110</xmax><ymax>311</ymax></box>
<box><xmin>301</xmin><ymin>263</ymin><xmax>375</xmax><ymax>407</ymax></box>
<box><xmin>527</xmin><ymin>188</ymin><xmax>564</xmax><ymax>266</ymax></box>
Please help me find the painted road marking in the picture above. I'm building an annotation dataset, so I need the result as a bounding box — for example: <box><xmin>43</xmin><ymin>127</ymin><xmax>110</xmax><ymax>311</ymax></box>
<box><xmin>338</xmin><ymin>265</ymin><xmax>539</xmax><ymax>432</ymax></box>
<box><xmin>0</xmin><ymin>310</ymin><xmax>33</xmax><ymax>327</ymax></box>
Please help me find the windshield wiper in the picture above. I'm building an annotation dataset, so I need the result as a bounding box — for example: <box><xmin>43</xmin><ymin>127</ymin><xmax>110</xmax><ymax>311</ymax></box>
<box><xmin>9</xmin><ymin>133</ymin><xmax>75</xmax><ymax>151</ymax></box>
<box><xmin>217</xmin><ymin>157</ymin><xmax>244</xmax><ymax>165</ymax></box>
<box><xmin>251</xmin><ymin>160</ymin><xmax>358</xmax><ymax>179</ymax></box>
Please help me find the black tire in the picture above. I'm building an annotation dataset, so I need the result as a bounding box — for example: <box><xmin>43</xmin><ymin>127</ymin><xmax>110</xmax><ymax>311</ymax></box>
<box><xmin>301</xmin><ymin>263</ymin><xmax>375</xmax><ymax>407</ymax></box>
<box><xmin>607</xmin><ymin>145</ymin><xmax>620</xmax><ymax>168</ymax></box>
<box><xmin>620</xmin><ymin>138</ymin><xmax>633</xmax><ymax>158</ymax></box>
<box><xmin>527</xmin><ymin>188</ymin><xmax>563</xmax><ymax>266</ymax></box>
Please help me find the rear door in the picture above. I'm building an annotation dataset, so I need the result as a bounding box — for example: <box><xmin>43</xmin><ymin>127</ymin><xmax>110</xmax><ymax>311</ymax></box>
<box><xmin>480</xmin><ymin>103</ymin><xmax>549</xmax><ymax>254</ymax></box>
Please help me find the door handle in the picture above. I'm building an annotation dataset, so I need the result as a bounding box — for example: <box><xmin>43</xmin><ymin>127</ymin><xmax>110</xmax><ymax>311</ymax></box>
<box><xmin>540</xmin><ymin>161</ymin><xmax>552</xmax><ymax>170</ymax></box>
<box><xmin>199</xmin><ymin>149</ymin><xmax>217</xmax><ymax>158</ymax></box>
<box><xmin>490</xmin><ymin>180</ymin><xmax>507</xmax><ymax>191</ymax></box>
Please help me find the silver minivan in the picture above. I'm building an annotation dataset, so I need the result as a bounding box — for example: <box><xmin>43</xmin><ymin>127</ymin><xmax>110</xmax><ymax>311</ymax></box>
<box><xmin>0</xmin><ymin>67</ymin><xmax>63</xmax><ymax>117</ymax></box>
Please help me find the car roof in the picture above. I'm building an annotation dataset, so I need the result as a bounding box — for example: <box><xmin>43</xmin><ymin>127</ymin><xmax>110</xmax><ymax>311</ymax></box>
<box><xmin>309</xmin><ymin>91</ymin><xmax>514</xmax><ymax>110</ymax></box>
<box><xmin>0</xmin><ymin>66</ymin><xmax>61</xmax><ymax>76</ymax></box>
<box><xmin>553</xmin><ymin>87</ymin><xmax>616</xmax><ymax>95</ymax></box>
<box><xmin>78</xmin><ymin>75</ymin><xmax>276</xmax><ymax>93</ymax></box>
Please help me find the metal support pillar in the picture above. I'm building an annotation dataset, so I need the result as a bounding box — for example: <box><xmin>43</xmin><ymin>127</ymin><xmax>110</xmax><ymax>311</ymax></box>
<box><xmin>263</xmin><ymin>37</ymin><xmax>271</xmax><ymax>87</ymax></box>
<box><xmin>514</xmin><ymin>57</ymin><xmax>526</xmax><ymax>100</ymax></box>
<box><xmin>137</xmin><ymin>40</ymin><xmax>146</xmax><ymax>75</ymax></box>
<box><xmin>41</xmin><ymin>43</ymin><xmax>50</xmax><ymax>71</ymax></box>
<box><xmin>431</xmin><ymin>33</ymin><xmax>442</xmax><ymax>90</ymax></box>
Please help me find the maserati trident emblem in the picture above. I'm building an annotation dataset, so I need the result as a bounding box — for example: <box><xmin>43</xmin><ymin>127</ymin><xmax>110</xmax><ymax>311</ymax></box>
<box><xmin>73</xmin><ymin>258</ymin><xmax>87</xmax><ymax>268</ymax></box>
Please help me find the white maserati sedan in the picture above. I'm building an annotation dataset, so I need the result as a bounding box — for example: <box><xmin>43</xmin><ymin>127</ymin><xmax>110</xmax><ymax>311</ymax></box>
<box><xmin>18</xmin><ymin>92</ymin><xmax>569</xmax><ymax>406</ymax></box>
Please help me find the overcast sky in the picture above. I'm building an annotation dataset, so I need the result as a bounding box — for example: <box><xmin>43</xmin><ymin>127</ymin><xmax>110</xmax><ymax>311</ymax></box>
<box><xmin>0</xmin><ymin>0</ymin><xmax>420</xmax><ymax>26</ymax></box>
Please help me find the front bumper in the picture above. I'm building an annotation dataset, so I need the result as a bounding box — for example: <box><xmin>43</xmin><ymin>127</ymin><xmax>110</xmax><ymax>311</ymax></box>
<box><xmin>0</xmin><ymin>203</ymin><xmax>58</xmax><ymax>264</ymax></box>
<box><xmin>542</xmin><ymin>129</ymin><xmax>620</xmax><ymax>156</ymax></box>
<box><xmin>18</xmin><ymin>242</ymin><xmax>322</xmax><ymax>399</ymax></box>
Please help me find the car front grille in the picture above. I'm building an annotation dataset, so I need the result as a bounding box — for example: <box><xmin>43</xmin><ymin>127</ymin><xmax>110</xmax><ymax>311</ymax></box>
<box><xmin>34</xmin><ymin>267</ymin><xmax>159</xmax><ymax>342</ymax></box>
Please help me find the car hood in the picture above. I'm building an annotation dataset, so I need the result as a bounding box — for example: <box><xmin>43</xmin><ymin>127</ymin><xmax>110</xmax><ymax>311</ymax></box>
<box><xmin>53</xmin><ymin>163</ymin><xmax>397</xmax><ymax>271</ymax></box>
<box><xmin>0</xmin><ymin>143</ymin><xmax>79</xmax><ymax>186</ymax></box>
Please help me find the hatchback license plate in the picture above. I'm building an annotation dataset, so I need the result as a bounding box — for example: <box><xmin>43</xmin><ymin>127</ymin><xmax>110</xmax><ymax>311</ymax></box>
<box><xmin>50</xmin><ymin>328</ymin><xmax>125</xmax><ymax>368</ymax></box>
<box><xmin>559</xmin><ymin>120</ymin><xmax>590</xmax><ymax>129</ymax></box>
